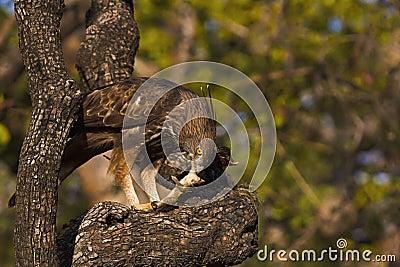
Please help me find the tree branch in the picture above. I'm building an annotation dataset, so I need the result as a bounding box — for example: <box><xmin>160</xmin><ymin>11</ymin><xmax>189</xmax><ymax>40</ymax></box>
<box><xmin>76</xmin><ymin>0</ymin><xmax>139</xmax><ymax>91</ymax></box>
<box><xmin>13</xmin><ymin>0</ymin><xmax>81</xmax><ymax>266</ymax></box>
<box><xmin>57</xmin><ymin>187</ymin><xmax>259</xmax><ymax>267</ymax></box>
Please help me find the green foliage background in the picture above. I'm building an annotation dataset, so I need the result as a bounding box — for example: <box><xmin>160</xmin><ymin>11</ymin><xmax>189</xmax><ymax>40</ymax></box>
<box><xmin>1</xmin><ymin>0</ymin><xmax>400</xmax><ymax>266</ymax></box>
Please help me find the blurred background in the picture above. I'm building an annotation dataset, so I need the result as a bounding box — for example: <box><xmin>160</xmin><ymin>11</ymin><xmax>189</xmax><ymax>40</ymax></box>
<box><xmin>1</xmin><ymin>0</ymin><xmax>400</xmax><ymax>266</ymax></box>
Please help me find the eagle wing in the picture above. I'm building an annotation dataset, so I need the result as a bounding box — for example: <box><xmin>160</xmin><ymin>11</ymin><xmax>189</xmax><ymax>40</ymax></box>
<box><xmin>82</xmin><ymin>78</ymin><xmax>146</xmax><ymax>129</ymax></box>
<box><xmin>82</xmin><ymin>77</ymin><xmax>188</xmax><ymax>130</ymax></box>
<box><xmin>61</xmin><ymin>78</ymin><xmax>191</xmax><ymax>180</ymax></box>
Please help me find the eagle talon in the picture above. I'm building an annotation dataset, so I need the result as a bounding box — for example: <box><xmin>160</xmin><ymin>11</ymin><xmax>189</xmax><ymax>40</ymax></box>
<box><xmin>151</xmin><ymin>201</ymin><xmax>159</xmax><ymax>210</ymax></box>
<box><xmin>171</xmin><ymin>176</ymin><xmax>183</xmax><ymax>186</ymax></box>
<box><xmin>131</xmin><ymin>203</ymin><xmax>156</xmax><ymax>213</ymax></box>
<box><xmin>152</xmin><ymin>201</ymin><xmax>174</xmax><ymax>212</ymax></box>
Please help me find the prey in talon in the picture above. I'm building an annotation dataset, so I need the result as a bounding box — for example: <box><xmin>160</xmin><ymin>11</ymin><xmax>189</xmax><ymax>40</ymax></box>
<box><xmin>151</xmin><ymin>146</ymin><xmax>237</xmax><ymax>211</ymax></box>
<box><xmin>177</xmin><ymin>158</ymin><xmax>205</xmax><ymax>187</ymax></box>
<box><xmin>150</xmin><ymin>149</ymin><xmax>206</xmax><ymax>211</ymax></box>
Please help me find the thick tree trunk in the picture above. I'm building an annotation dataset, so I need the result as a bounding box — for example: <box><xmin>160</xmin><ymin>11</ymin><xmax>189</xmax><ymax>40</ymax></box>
<box><xmin>57</xmin><ymin>187</ymin><xmax>259</xmax><ymax>267</ymax></box>
<box><xmin>13</xmin><ymin>0</ymin><xmax>81</xmax><ymax>266</ymax></box>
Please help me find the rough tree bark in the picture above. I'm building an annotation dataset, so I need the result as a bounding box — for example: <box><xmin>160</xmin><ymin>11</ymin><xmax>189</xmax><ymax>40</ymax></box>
<box><xmin>13</xmin><ymin>0</ymin><xmax>82</xmax><ymax>266</ymax></box>
<box><xmin>57</xmin><ymin>188</ymin><xmax>259</xmax><ymax>267</ymax></box>
<box><xmin>75</xmin><ymin>0</ymin><xmax>139</xmax><ymax>91</ymax></box>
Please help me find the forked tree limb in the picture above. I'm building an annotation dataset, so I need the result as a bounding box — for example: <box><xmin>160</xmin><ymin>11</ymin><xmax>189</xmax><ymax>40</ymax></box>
<box><xmin>75</xmin><ymin>0</ymin><xmax>139</xmax><ymax>91</ymax></box>
<box><xmin>57</xmin><ymin>187</ymin><xmax>259</xmax><ymax>266</ymax></box>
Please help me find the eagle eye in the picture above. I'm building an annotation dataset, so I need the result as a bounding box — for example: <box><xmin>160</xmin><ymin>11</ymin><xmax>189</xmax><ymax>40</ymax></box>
<box><xmin>196</xmin><ymin>147</ymin><xmax>203</xmax><ymax>156</ymax></box>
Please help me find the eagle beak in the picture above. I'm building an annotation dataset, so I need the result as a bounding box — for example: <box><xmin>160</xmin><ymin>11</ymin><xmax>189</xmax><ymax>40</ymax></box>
<box><xmin>188</xmin><ymin>153</ymin><xmax>195</xmax><ymax>161</ymax></box>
